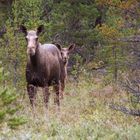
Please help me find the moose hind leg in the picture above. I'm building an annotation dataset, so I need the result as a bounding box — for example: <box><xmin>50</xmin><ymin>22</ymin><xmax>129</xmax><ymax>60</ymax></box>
<box><xmin>43</xmin><ymin>86</ymin><xmax>50</xmax><ymax>119</ymax></box>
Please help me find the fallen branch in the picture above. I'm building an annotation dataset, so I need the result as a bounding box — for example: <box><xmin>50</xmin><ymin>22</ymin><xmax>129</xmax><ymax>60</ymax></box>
<box><xmin>109</xmin><ymin>103</ymin><xmax>140</xmax><ymax>116</ymax></box>
<box><xmin>120</xmin><ymin>80</ymin><xmax>140</xmax><ymax>97</ymax></box>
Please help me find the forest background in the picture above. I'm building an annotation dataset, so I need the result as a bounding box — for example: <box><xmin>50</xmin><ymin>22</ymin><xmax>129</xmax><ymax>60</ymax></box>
<box><xmin>0</xmin><ymin>0</ymin><xmax>140</xmax><ymax>139</ymax></box>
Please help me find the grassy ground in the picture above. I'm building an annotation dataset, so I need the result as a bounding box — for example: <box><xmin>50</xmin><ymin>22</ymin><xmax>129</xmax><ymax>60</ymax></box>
<box><xmin>0</xmin><ymin>75</ymin><xmax>140</xmax><ymax>140</ymax></box>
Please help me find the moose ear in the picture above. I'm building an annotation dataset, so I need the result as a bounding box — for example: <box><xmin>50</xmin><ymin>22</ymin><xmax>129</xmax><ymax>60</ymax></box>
<box><xmin>68</xmin><ymin>44</ymin><xmax>75</xmax><ymax>52</ymax></box>
<box><xmin>20</xmin><ymin>25</ymin><xmax>27</xmax><ymax>35</ymax></box>
<box><xmin>55</xmin><ymin>43</ymin><xmax>62</xmax><ymax>51</ymax></box>
<box><xmin>37</xmin><ymin>25</ymin><xmax>44</xmax><ymax>35</ymax></box>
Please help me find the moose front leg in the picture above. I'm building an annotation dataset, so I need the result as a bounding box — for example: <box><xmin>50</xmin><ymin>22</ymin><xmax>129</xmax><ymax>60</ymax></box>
<box><xmin>27</xmin><ymin>84</ymin><xmax>37</xmax><ymax>114</ymax></box>
<box><xmin>27</xmin><ymin>84</ymin><xmax>37</xmax><ymax>107</ymax></box>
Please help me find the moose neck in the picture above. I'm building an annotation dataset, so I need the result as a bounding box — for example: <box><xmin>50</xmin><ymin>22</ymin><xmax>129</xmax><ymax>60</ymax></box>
<box><xmin>64</xmin><ymin>60</ymin><xmax>68</xmax><ymax>66</ymax></box>
<box><xmin>29</xmin><ymin>43</ymin><xmax>40</xmax><ymax>67</ymax></box>
<box><xmin>64</xmin><ymin>63</ymin><xmax>68</xmax><ymax>77</ymax></box>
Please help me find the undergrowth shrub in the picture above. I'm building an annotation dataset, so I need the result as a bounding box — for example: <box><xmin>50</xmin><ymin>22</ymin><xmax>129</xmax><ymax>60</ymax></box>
<box><xmin>0</xmin><ymin>63</ymin><xmax>27</xmax><ymax>130</ymax></box>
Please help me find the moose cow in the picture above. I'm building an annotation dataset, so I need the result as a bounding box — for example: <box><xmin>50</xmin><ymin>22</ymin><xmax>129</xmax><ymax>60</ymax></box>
<box><xmin>55</xmin><ymin>43</ymin><xmax>75</xmax><ymax>99</ymax></box>
<box><xmin>20</xmin><ymin>25</ymin><xmax>63</xmax><ymax>117</ymax></box>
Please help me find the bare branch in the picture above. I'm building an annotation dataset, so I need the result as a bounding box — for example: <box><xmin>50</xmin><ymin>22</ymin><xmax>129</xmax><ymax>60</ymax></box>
<box><xmin>109</xmin><ymin>103</ymin><xmax>140</xmax><ymax>116</ymax></box>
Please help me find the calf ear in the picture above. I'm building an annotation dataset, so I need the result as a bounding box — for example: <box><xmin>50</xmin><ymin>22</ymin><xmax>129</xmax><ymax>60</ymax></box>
<box><xmin>68</xmin><ymin>44</ymin><xmax>75</xmax><ymax>52</ymax></box>
<box><xmin>55</xmin><ymin>43</ymin><xmax>62</xmax><ymax>51</ymax></box>
<box><xmin>20</xmin><ymin>25</ymin><xmax>27</xmax><ymax>35</ymax></box>
<box><xmin>37</xmin><ymin>25</ymin><xmax>44</xmax><ymax>35</ymax></box>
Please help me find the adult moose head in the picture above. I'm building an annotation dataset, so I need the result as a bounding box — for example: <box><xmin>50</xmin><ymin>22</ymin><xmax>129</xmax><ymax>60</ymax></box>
<box><xmin>20</xmin><ymin>25</ymin><xmax>63</xmax><ymax>118</ymax></box>
<box><xmin>54</xmin><ymin>43</ymin><xmax>75</xmax><ymax>99</ymax></box>
<box><xmin>20</xmin><ymin>25</ymin><xmax>44</xmax><ymax>56</ymax></box>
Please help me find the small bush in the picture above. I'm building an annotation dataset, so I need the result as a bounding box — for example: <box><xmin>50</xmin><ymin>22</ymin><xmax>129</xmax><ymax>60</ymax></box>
<box><xmin>0</xmin><ymin>64</ymin><xmax>27</xmax><ymax>130</ymax></box>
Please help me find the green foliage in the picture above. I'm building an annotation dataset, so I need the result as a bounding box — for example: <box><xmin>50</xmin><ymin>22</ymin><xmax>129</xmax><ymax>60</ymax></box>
<box><xmin>0</xmin><ymin>64</ymin><xmax>27</xmax><ymax>130</ymax></box>
<box><xmin>42</xmin><ymin>0</ymin><xmax>100</xmax><ymax>44</ymax></box>
<box><xmin>0</xmin><ymin>0</ymin><xmax>139</xmax><ymax>86</ymax></box>
<box><xmin>0</xmin><ymin>0</ymin><xmax>46</xmax><ymax>87</ymax></box>
<box><xmin>12</xmin><ymin>0</ymin><xmax>44</xmax><ymax>28</ymax></box>
<box><xmin>8</xmin><ymin>117</ymin><xmax>27</xmax><ymax>129</ymax></box>
<box><xmin>71</xmin><ymin>54</ymin><xmax>84</xmax><ymax>79</ymax></box>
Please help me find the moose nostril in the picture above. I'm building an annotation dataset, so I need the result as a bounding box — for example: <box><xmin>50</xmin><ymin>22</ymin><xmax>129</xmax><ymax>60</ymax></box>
<box><xmin>27</xmin><ymin>48</ymin><xmax>36</xmax><ymax>56</ymax></box>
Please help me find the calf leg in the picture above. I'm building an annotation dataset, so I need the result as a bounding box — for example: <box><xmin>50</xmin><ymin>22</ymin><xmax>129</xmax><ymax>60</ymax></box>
<box><xmin>54</xmin><ymin>82</ymin><xmax>60</xmax><ymax>112</ymax></box>
<box><xmin>60</xmin><ymin>79</ymin><xmax>65</xmax><ymax>99</ymax></box>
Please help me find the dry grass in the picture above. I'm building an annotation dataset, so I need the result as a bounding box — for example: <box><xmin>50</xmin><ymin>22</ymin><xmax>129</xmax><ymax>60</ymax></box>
<box><xmin>0</xmin><ymin>76</ymin><xmax>140</xmax><ymax>140</ymax></box>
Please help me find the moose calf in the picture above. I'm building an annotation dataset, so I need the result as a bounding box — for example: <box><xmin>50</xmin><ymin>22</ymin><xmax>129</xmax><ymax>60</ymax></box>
<box><xmin>55</xmin><ymin>43</ymin><xmax>75</xmax><ymax>99</ymax></box>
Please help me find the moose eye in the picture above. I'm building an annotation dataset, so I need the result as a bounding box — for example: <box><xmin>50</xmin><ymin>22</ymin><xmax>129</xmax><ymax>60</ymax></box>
<box><xmin>35</xmin><ymin>37</ymin><xmax>38</xmax><ymax>41</ymax></box>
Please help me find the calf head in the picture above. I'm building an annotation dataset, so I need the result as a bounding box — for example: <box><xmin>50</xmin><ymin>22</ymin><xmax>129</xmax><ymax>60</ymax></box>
<box><xmin>20</xmin><ymin>25</ymin><xmax>44</xmax><ymax>56</ymax></box>
<box><xmin>56</xmin><ymin>44</ymin><xmax>75</xmax><ymax>64</ymax></box>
